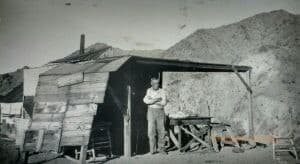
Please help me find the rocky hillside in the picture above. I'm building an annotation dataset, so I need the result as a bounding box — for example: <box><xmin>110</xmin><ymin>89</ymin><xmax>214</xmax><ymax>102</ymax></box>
<box><xmin>0</xmin><ymin>68</ymin><xmax>25</xmax><ymax>102</ymax></box>
<box><xmin>163</xmin><ymin>10</ymin><xmax>299</xmax><ymax>142</ymax></box>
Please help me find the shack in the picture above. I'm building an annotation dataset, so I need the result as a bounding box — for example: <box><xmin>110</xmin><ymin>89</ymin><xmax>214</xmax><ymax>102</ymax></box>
<box><xmin>24</xmin><ymin>51</ymin><xmax>251</xmax><ymax>157</ymax></box>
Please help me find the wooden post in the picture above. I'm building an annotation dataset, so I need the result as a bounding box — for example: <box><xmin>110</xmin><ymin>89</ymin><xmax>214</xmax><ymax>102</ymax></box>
<box><xmin>124</xmin><ymin>85</ymin><xmax>132</xmax><ymax>157</ymax></box>
<box><xmin>248</xmin><ymin>69</ymin><xmax>255</xmax><ymax>140</ymax></box>
<box><xmin>79</xmin><ymin>137</ymin><xmax>87</xmax><ymax>164</ymax></box>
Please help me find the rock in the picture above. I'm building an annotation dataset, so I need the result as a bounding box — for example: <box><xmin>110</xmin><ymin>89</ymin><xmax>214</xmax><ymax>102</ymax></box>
<box><xmin>232</xmin><ymin>147</ymin><xmax>245</xmax><ymax>153</ymax></box>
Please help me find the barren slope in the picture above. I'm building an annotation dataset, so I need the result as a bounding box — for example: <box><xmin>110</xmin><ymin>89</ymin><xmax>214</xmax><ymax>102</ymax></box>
<box><xmin>163</xmin><ymin>10</ymin><xmax>300</xmax><ymax>142</ymax></box>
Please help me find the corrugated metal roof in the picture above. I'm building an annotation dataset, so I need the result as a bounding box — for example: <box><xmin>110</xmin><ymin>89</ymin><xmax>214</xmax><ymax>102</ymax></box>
<box><xmin>42</xmin><ymin>56</ymin><xmax>131</xmax><ymax>76</ymax></box>
<box><xmin>51</xmin><ymin>43</ymin><xmax>111</xmax><ymax>63</ymax></box>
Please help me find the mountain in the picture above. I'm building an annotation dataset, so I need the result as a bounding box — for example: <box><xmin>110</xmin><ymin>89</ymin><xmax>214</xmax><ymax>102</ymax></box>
<box><xmin>163</xmin><ymin>10</ymin><xmax>300</xmax><ymax>143</ymax></box>
<box><xmin>0</xmin><ymin>67</ymin><xmax>26</xmax><ymax>102</ymax></box>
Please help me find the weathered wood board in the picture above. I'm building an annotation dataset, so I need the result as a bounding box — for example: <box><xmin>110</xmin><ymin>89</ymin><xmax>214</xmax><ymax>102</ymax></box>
<box><xmin>65</xmin><ymin>104</ymin><xmax>97</xmax><ymax>117</ymax></box>
<box><xmin>30</xmin><ymin>121</ymin><xmax>62</xmax><ymax>130</ymax></box>
<box><xmin>60</xmin><ymin>104</ymin><xmax>97</xmax><ymax>146</ymax></box>
<box><xmin>15</xmin><ymin>118</ymin><xmax>30</xmax><ymax>148</ymax></box>
<box><xmin>40</xmin><ymin>129</ymin><xmax>61</xmax><ymax>152</ymax></box>
<box><xmin>57</xmin><ymin>72</ymin><xmax>84</xmax><ymax>87</ymax></box>
<box><xmin>61</xmin><ymin>130</ymin><xmax>91</xmax><ymax>138</ymax></box>
<box><xmin>62</xmin><ymin>123</ymin><xmax>92</xmax><ymax>131</ymax></box>
<box><xmin>34</xmin><ymin>102</ymin><xmax>67</xmax><ymax>114</ymax></box>
<box><xmin>35</xmin><ymin>92</ymin><xmax>106</xmax><ymax>104</ymax></box>
<box><xmin>36</xmin><ymin>82</ymin><xmax>107</xmax><ymax>95</ymax></box>
<box><xmin>38</xmin><ymin>75</ymin><xmax>61</xmax><ymax>85</ymax></box>
<box><xmin>32</xmin><ymin>113</ymin><xmax>64</xmax><ymax>122</ymax></box>
<box><xmin>83</xmin><ymin>72</ymin><xmax>109</xmax><ymax>82</ymax></box>
<box><xmin>60</xmin><ymin>136</ymin><xmax>90</xmax><ymax>146</ymax></box>
<box><xmin>63</xmin><ymin>115</ymin><xmax>94</xmax><ymax>124</ymax></box>
<box><xmin>36</xmin><ymin>79</ymin><xmax>108</xmax><ymax>104</ymax></box>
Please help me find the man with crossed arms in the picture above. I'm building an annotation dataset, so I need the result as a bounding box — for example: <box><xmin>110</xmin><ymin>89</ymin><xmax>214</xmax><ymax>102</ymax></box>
<box><xmin>143</xmin><ymin>77</ymin><xmax>167</xmax><ymax>154</ymax></box>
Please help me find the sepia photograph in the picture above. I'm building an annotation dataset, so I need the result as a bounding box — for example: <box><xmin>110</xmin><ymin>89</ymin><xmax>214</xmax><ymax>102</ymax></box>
<box><xmin>0</xmin><ymin>0</ymin><xmax>299</xmax><ymax>163</ymax></box>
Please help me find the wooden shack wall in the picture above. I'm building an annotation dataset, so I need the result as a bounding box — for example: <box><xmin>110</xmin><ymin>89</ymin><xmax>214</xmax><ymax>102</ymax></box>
<box><xmin>90</xmin><ymin>70</ymin><xmax>129</xmax><ymax>155</ymax></box>
<box><xmin>29</xmin><ymin>72</ymin><xmax>109</xmax><ymax>151</ymax></box>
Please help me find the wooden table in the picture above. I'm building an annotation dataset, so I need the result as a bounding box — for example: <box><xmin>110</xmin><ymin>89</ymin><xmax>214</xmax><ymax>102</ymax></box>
<box><xmin>168</xmin><ymin>116</ymin><xmax>213</xmax><ymax>152</ymax></box>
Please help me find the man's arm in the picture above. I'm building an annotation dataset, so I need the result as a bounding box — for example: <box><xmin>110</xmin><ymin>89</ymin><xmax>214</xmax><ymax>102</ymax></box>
<box><xmin>156</xmin><ymin>90</ymin><xmax>167</xmax><ymax>106</ymax></box>
<box><xmin>143</xmin><ymin>89</ymin><xmax>160</xmax><ymax>105</ymax></box>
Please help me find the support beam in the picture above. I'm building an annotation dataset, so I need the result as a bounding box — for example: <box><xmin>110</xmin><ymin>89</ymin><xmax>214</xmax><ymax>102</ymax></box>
<box><xmin>124</xmin><ymin>85</ymin><xmax>132</xmax><ymax>157</ymax></box>
<box><xmin>248</xmin><ymin>70</ymin><xmax>255</xmax><ymax>140</ymax></box>
<box><xmin>233</xmin><ymin>66</ymin><xmax>255</xmax><ymax>143</ymax></box>
<box><xmin>232</xmin><ymin>65</ymin><xmax>252</xmax><ymax>94</ymax></box>
<box><xmin>79</xmin><ymin>141</ymin><xmax>87</xmax><ymax>164</ymax></box>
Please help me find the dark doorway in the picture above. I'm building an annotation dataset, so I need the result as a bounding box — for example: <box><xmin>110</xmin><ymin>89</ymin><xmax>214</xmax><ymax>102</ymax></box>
<box><xmin>131</xmin><ymin>67</ymin><xmax>160</xmax><ymax>155</ymax></box>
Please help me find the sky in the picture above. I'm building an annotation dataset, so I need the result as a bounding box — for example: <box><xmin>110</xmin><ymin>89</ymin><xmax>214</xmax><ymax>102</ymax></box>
<box><xmin>0</xmin><ymin>0</ymin><xmax>299</xmax><ymax>73</ymax></box>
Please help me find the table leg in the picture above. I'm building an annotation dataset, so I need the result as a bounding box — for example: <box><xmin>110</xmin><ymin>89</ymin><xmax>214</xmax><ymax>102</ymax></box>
<box><xmin>178</xmin><ymin>125</ymin><xmax>182</xmax><ymax>152</ymax></box>
<box><xmin>208</xmin><ymin>125</ymin><xmax>212</xmax><ymax>150</ymax></box>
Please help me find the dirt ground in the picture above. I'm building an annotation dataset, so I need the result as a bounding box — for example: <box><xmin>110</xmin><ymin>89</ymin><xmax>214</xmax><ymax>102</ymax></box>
<box><xmin>45</xmin><ymin>146</ymin><xmax>299</xmax><ymax>164</ymax></box>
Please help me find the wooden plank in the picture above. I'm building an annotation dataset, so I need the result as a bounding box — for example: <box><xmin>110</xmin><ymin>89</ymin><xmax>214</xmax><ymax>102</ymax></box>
<box><xmin>124</xmin><ymin>85</ymin><xmax>132</xmax><ymax>157</ymax></box>
<box><xmin>34</xmin><ymin>102</ymin><xmax>67</xmax><ymax>114</ymax></box>
<box><xmin>36</xmin><ymin>82</ymin><xmax>107</xmax><ymax>94</ymax></box>
<box><xmin>63</xmin><ymin>123</ymin><xmax>92</xmax><ymax>132</ymax></box>
<box><xmin>65</xmin><ymin>110</ymin><xmax>95</xmax><ymax>118</ymax></box>
<box><xmin>60</xmin><ymin>136</ymin><xmax>89</xmax><ymax>146</ymax></box>
<box><xmin>232</xmin><ymin>65</ymin><xmax>252</xmax><ymax>94</ymax></box>
<box><xmin>69</xmin><ymin>98</ymin><xmax>105</xmax><ymax>105</ymax></box>
<box><xmin>181</xmin><ymin>127</ymin><xmax>211</xmax><ymax>148</ymax></box>
<box><xmin>248</xmin><ymin>70</ymin><xmax>255</xmax><ymax>141</ymax></box>
<box><xmin>80</xmin><ymin>144</ymin><xmax>87</xmax><ymax>164</ymax></box>
<box><xmin>57</xmin><ymin>72</ymin><xmax>84</xmax><ymax>87</ymax></box>
<box><xmin>62</xmin><ymin>130</ymin><xmax>90</xmax><ymax>137</ymax></box>
<box><xmin>83</xmin><ymin>72</ymin><xmax>109</xmax><ymax>82</ymax></box>
<box><xmin>40</xmin><ymin>129</ymin><xmax>61</xmax><ymax>152</ymax></box>
<box><xmin>36</xmin><ymin>130</ymin><xmax>45</xmax><ymax>152</ymax></box>
<box><xmin>35</xmin><ymin>91</ymin><xmax>106</xmax><ymax>104</ymax></box>
<box><xmin>211</xmin><ymin>128</ymin><xmax>219</xmax><ymax>152</ymax></box>
<box><xmin>36</xmin><ymin>85</ymin><xmax>67</xmax><ymax>94</ymax></box>
<box><xmin>32</xmin><ymin>113</ymin><xmax>64</xmax><ymax>122</ymax></box>
<box><xmin>69</xmin><ymin>81</ymin><xmax>107</xmax><ymax>93</ymax></box>
<box><xmin>65</xmin><ymin>104</ymin><xmax>97</xmax><ymax>118</ymax></box>
<box><xmin>38</xmin><ymin>75</ymin><xmax>61</xmax><ymax>85</ymax></box>
<box><xmin>14</xmin><ymin>118</ymin><xmax>30</xmax><ymax>149</ymax></box>
<box><xmin>63</xmin><ymin>116</ymin><xmax>94</xmax><ymax>124</ymax></box>
<box><xmin>23</xmin><ymin>65</ymin><xmax>57</xmax><ymax>96</ymax></box>
<box><xmin>31</xmin><ymin>121</ymin><xmax>62</xmax><ymax>130</ymax></box>
<box><xmin>169</xmin><ymin>129</ymin><xmax>179</xmax><ymax>148</ymax></box>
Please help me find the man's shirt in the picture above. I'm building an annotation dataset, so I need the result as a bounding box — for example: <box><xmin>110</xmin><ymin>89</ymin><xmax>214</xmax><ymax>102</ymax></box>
<box><xmin>143</xmin><ymin>88</ymin><xmax>167</xmax><ymax>109</ymax></box>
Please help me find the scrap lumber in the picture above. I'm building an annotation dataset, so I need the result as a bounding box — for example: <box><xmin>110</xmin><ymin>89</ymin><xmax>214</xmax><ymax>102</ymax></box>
<box><xmin>181</xmin><ymin>127</ymin><xmax>210</xmax><ymax>148</ymax></box>
<box><xmin>57</xmin><ymin>72</ymin><xmax>83</xmax><ymax>87</ymax></box>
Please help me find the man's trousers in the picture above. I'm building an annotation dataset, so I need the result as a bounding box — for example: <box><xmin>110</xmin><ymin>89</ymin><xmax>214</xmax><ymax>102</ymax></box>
<box><xmin>147</xmin><ymin>107</ymin><xmax>166</xmax><ymax>153</ymax></box>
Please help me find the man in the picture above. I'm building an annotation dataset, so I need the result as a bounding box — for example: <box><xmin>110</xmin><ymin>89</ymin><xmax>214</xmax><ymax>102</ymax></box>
<box><xmin>143</xmin><ymin>77</ymin><xmax>167</xmax><ymax>154</ymax></box>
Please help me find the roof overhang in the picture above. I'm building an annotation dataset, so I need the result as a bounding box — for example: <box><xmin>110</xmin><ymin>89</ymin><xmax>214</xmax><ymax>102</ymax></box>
<box><xmin>131</xmin><ymin>56</ymin><xmax>251</xmax><ymax>72</ymax></box>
